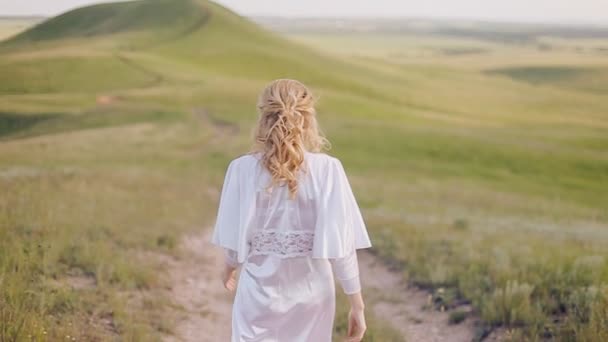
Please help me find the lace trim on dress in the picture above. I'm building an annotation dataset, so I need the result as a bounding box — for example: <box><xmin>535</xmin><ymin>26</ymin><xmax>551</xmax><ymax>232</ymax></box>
<box><xmin>250</xmin><ymin>230</ymin><xmax>314</xmax><ymax>257</ymax></box>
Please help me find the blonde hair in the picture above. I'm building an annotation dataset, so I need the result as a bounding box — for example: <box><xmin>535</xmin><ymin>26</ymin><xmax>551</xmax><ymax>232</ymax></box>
<box><xmin>252</xmin><ymin>79</ymin><xmax>329</xmax><ymax>198</ymax></box>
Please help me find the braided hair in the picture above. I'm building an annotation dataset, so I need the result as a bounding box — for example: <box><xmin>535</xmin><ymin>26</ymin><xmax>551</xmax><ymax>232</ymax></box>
<box><xmin>252</xmin><ymin>79</ymin><xmax>329</xmax><ymax>198</ymax></box>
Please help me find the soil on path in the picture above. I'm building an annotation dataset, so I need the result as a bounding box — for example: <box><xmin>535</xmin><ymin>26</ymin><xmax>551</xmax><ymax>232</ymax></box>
<box><xmin>162</xmin><ymin>231</ymin><xmax>232</xmax><ymax>342</ymax></box>
<box><xmin>359</xmin><ymin>252</ymin><xmax>478</xmax><ymax>342</ymax></box>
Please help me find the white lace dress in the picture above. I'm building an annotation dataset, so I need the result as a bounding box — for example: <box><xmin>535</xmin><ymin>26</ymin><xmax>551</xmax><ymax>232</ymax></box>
<box><xmin>211</xmin><ymin>152</ymin><xmax>372</xmax><ymax>342</ymax></box>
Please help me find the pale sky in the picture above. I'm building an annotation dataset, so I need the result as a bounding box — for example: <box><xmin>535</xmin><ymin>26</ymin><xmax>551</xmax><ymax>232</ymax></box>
<box><xmin>1</xmin><ymin>0</ymin><xmax>607</xmax><ymax>24</ymax></box>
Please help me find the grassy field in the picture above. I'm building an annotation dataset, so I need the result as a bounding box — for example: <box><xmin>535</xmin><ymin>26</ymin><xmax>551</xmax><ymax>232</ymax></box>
<box><xmin>1</xmin><ymin>0</ymin><xmax>607</xmax><ymax>341</ymax></box>
<box><xmin>282</xmin><ymin>30</ymin><xmax>608</xmax><ymax>340</ymax></box>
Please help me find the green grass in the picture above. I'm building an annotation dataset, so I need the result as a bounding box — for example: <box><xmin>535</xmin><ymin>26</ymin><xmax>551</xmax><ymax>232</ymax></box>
<box><xmin>0</xmin><ymin>113</ymin><xmax>236</xmax><ymax>339</ymax></box>
<box><xmin>488</xmin><ymin>66</ymin><xmax>608</xmax><ymax>93</ymax></box>
<box><xmin>0</xmin><ymin>56</ymin><xmax>161</xmax><ymax>94</ymax></box>
<box><xmin>1</xmin><ymin>0</ymin><xmax>607</xmax><ymax>340</ymax></box>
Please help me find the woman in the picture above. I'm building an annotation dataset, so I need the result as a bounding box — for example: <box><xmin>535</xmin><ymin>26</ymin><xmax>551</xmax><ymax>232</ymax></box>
<box><xmin>211</xmin><ymin>79</ymin><xmax>372</xmax><ymax>342</ymax></box>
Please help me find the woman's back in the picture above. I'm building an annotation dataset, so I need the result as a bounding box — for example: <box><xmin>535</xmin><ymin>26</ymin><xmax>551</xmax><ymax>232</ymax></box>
<box><xmin>213</xmin><ymin>151</ymin><xmax>369</xmax><ymax>263</ymax></box>
<box><xmin>210</xmin><ymin>79</ymin><xmax>371</xmax><ymax>342</ymax></box>
<box><xmin>247</xmin><ymin>151</ymin><xmax>319</xmax><ymax>255</ymax></box>
<box><xmin>237</xmin><ymin>151</ymin><xmax>353</xmax><ymax>256</ymax></box>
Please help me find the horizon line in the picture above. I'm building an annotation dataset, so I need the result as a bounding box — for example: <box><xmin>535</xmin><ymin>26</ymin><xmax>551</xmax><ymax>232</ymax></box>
<box><xmin>0</xmin><ymin>13</ymin><xmax>606</xmax><ymax>29</ymax></box>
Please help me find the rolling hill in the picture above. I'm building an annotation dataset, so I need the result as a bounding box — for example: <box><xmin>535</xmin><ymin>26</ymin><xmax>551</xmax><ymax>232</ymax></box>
<box><xmin>0</xmin><ymin>0</ymin><xmax>392</xmax><ymax>114</ymax></box>
<box><xmin>4</xmin><ymin>0</ymin><xmax>208</xmax><ymax>45</ymax></box>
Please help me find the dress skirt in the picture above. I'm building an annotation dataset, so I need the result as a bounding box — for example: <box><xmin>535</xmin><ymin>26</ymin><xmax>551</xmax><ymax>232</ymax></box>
<box><xmin>232</xmin><ymin>254</ymin><xmax>336</xmax><ymax>342</ymax></box>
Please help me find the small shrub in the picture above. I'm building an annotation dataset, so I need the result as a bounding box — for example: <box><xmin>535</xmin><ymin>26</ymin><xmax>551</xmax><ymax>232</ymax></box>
<box><xmin>481</xmin><ymin>280</ymin><xmax>539</xmax><ymax>326</ymax></box>
<box><xmin>432</xmin><ymin>287</ymin><xmax>461</xmax><ymax>310</ymax></box>
<box><xmin>452</xmin><ymin>218</ymin><xmax>469</xmax><ymax>231</ymax></box>
<box><xmin>156</xmin><ymin>234</ymin><xmax>176</xmax><ymax>250</ymax></box>
<box><xmin>449</xmin><ymin>310</ymin><xmax>468</xmax><ymax>325</ymax></box>
<box><xmin>570</xmin><ymin>287</ymin><xmax>608</xmax><ymax>341</ymax></box>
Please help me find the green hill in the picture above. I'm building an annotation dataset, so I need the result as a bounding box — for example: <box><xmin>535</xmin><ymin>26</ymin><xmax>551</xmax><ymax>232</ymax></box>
<box><xmin>0</xmin><ymin>0</ymin><xmax>379</xmax><ymax>98</ymax></box>
<box><xmin>3</xmin><ymin>0</ymin><xmax>208</xmax><ymax>45</ymax></box>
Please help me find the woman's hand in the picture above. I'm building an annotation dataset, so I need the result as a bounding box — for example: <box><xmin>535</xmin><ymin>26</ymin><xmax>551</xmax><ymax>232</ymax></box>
<box><xmin>345</xmin><ymin>291</ymin><xmax>366</xmax><ymax>342</ymax></box>
<box><xmin>221</xmin><ymin>264</ymin><xmax>237</xmax><ymax>292</ymax></box>
<box><xmin>346</xmin><ymin>307</ymin><xmax>367</xmax><ymax>342</ymax></box>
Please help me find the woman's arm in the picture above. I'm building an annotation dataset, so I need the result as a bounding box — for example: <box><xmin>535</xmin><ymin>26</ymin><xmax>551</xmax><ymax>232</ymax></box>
<box><xmin>330</xmin><ymin>250</ymin><xmax>362</xmax><ymax>294</ymax></box>
<box><xmin>330</xmin><ymin>251</ymin><xmax>367</xmax><ymax>342</ymax></box>
<box><xmin>221</xmin><ymin>249</ymin><xmax>239</xmax><ymax>292</ymax></box>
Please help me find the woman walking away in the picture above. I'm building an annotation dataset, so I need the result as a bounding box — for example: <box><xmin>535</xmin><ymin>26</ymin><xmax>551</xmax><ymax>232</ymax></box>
<box><xmin>211</xmin><ymin>79</ymin><xmax>372</xmax><ymax>342</ymax></box>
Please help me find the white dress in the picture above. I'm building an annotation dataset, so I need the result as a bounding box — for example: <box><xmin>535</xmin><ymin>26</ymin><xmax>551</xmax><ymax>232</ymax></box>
<box><xmin>211</xmin><ymin>152</ymin><xmax>372</xmax><ymax>342</ymax></box>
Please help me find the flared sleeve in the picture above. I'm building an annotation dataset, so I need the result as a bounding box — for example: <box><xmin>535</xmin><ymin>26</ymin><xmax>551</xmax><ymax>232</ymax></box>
<box><xmin>312</xmin><ymin>157</ymin><xmax>372</xmax><ymax>259</ymax></box>
<box><xmin>210</xmin><ymin>158</ymin><xmax>255</xmax><ymax>264</ymax></box>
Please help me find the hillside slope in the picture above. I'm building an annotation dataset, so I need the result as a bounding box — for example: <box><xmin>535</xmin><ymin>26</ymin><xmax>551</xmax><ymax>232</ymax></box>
<box><xmin>3</xmin><ymin>0</ymin><xmax>208</xmax><ymax>45</ymax></box>
<box><xmin>0</xmin><ymin>0</ymin><xmax>390</xmax><ymax>103</ymax></box>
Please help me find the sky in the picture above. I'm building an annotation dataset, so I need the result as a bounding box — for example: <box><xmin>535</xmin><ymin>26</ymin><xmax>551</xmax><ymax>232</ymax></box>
<box><xmin>1</xmin><ymin>0</ymin><xmax>607</xmax><ymax>24</ymax></box>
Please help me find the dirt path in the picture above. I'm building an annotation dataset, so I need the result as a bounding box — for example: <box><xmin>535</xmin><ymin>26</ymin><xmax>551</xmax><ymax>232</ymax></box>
<box><xmin>359</xmin><ymin>252</ymin><xmax>477</xmax><ymax>342</ymax></box>
<box><xmin>162</xmin><ymin>230</ymin><xmax>480</xmax><ymax>342</ymax></box>
<box><xmin>162</xmin><ymin>230</ymin><xmax>232</xmax><ymax>342</ymax></box>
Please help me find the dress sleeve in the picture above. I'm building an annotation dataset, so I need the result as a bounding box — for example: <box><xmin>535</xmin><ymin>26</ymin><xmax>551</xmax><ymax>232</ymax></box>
<box><xmin>312</xmin><ymin>157</ymin><xmax>372</xmax><ymax>259</ymax></box>
<box><xmin>210</xmin><ymin>156</ymin><xmax>259</xmax><ymax>264</ymax></box>
<box><xmin>330</xmin><ymin>250</ymin><xmax>361</xmax><ymax>295</ymax></box>
<box><xmin>224</xmin><ymin>248</ymin><xmax>240</xmax><ymax>268</ymax></box>
<box><xmin>211</xmin><ymin>160</ymin><xmax>241</xmax><ymax>254</ymax></box>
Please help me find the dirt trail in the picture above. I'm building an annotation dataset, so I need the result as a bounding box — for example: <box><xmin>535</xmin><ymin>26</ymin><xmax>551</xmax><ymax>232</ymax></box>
<box><xmin>162</xmin><ymin>230</ymin><xmax>232</xmax><ymax>342</ymax></box>
<box><xmin>162</xmin><ymin>230</ymin><xmax>479</xmax><ymax>342</ymax></box>
<box><xmin>359</xmin><ymin>252</ymin><xmax>477</xmax><ymax>342</ymax></box>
